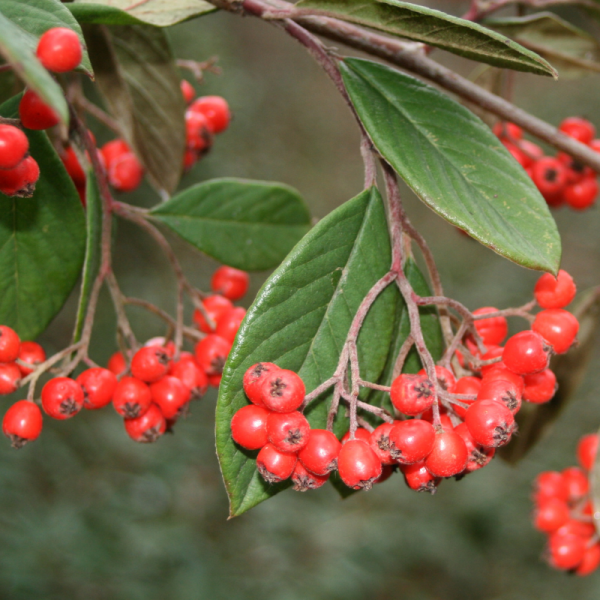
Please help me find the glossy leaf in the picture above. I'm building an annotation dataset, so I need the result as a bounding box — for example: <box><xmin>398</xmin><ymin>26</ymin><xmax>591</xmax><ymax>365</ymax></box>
<box><xmin>0</xmin><ymin>12</ymin><xmax>67</xmax><ymax>124</ymax></box>
<box><xmin>486</xmin><ymin>12</ymin><xmax>600</xmax><ymax>79</ymax></box>
<box><xmin>83</xmin><ymin>24</ymin><xmax>185</xmax><ymax>195</ymax></box>
<box><xmin>297</xmin><ymin>0</ymin><xmax>556</xmax><ymax>77</ymax></box>
<box><xmin>216</xmin><ymin>187</ymin><xmax>397</xmax><ymax>516</ymax></box>
<box><xmin>72</xmin><ymin>168</ymin><xmax>102</xmax><ymax>344</ymax></box>
<box><xmin>150</xmin><ymin>178</ymin><xmax>311</xmax><ymax>271</ymax></box>
<box><xmin>0</xmin><ymin>96</ymin><xmax>86</xmax><ymax>340</ymax></box>
<box><xmin>0</xmin><ymin>0</ymin><xmax>93</xmax><ymax>76</ymax></box>
<box><xmin>341</xmin><ymin>58</ymin><xmax>561</xmax><ymax>274</ymax></box>
<box><xmin>69</xmin><ymin>0</ymin><xmax>216</xmax><ymax>27</ymax></box>
<box><xmin>501</xmin><ymin>286</ymin><xmax>600</xmax><ymax>464</ymax></box>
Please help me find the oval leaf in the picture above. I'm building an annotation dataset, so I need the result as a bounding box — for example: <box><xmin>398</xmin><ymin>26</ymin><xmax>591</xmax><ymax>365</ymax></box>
<box><xmin>0</xmin><ymin>95</ymin><xmax>86</xmax><ymax>340</ymax></box>
<box><xmin>0</xmin><ymin>0</ymin><xmax>93</xmax><ymax>77</ymax></box>
<box><xmin>82</xmin><ymin>24</ymin><xmax>186</xmax><ymax>195</ymax></box>
<box><xmin>341</xmin><ymin>58</ymin><xmax>561</xmax><ymax>274</ymax></box>
<box><xmin>149</xmin><ymin>178</ymin><xmax>311</xmax><ymax>271</ymax></box>
<box><xmin>216</xmin><ymin>187</ymin><xmax>397</xmax><ymax>516</ymax></box>
<box><xmin>296</xmin><ymin>0</ymin><xmax>556</xmax><ymax>77</ymax></box>
<box><xmin>69</xmin><ymin>0</ymin><xmax>216</xmax><ymax>27</ymax></box>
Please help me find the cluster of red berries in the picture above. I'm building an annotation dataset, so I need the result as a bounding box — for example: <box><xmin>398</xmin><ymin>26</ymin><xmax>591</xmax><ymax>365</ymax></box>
<box><xmin>0</xmin><ymin>27</ymin><xmax>83</xmax><ymax>197</ymax></box>
<box><xmin>231</xmin><ymin>269</ymin><xmax>579</xmax><ymax>493</ymax></box>
<box><xmin>532</xmin><ymin>433</ymin><xmax>599</xmax><ymax>575</ymax></box>
<box><xmin>0</xmin><ymin>265</ymin><xmax>250</xmax><ymax>447</ymax></box>
<box><xmin>494</xmin><ymin>117</ymin><xmax>599</xmax><ymax>210</ymax></box>
<box><xmin>180</xmin><ymin>81</ymin><xmax>231</xmax><ymax>171</ymax></box>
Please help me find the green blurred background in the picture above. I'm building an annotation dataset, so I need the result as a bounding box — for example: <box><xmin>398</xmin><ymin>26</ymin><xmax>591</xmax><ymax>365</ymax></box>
<box><xmin>3</xmin><ymin>1</ymin><xmax>600</xmax><ymax>598</ymax></box>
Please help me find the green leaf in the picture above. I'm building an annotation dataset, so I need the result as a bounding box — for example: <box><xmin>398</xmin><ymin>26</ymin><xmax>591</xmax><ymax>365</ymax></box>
<box><xmin>69</xmin><ymin>0</ymin><xmax>216</xmax><ymax>27</ymax></box>
<box><xmin>485</xmin><ymin>12</ymin><xmax>600</xmax><ymax>79</ymax></box>
<box><xmin>82</xmin><ymin>24</ymin><xmax>186</xmax><ymax>195</ymax></box>
<box><xmin>366</xmin><ymin>259</ymin><xmax>442</xmax><ymax>412</ymax></box>
<box><xmin>0</xmin><ymin>95</ymin><xmax>86</xmax><ymax>340</ymax></box>
<box><xmin>149</xmin><ymin>178</ymin><xmax>312</xmax><ymax>271</ymax></box>
<box><xmin>72</xmin><ymin>168</ymin><xmax>102</xmax><ymax>345</ymax></box>
<box><xmin>0</xmin><ymin>0</ymin><xmax>93</xmax><ymax>77</ymax></box>
<box><xmin>500</xmin><ymin>286</ymin><xmax>600</xmax><ymax>464</ymax></box>
<box><xmin>341</xmin><ymin>58</ymin><xmax>561</xmax><ymax>274</ymax></box>
<box><xmin>296</xmin><ymin>0</ymin><xmax>556</xmax><ymax>77</ymax></box>
<box><xmin>216</xmin><ymin>187</ymin><xmax>397</xmax><ymax>516</ymax></box>
<box><xmin>0</xmin><ymin>13</ymin><xmax>67</xmax><ymax>124</ymax></box>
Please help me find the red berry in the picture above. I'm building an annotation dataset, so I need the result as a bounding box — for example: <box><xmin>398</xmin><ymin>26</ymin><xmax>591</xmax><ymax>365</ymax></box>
<box><xmin>370</xmin><ymin>422</ymin><xmax>397</xmax><ymax>465</ymax></box>
<box><xmin>549</xmin><ymin>531</ymin><xmax>587</xmax><ymax>571</ymax></box>
<box><xmin>100</xmin><ymin>139</ymin><xmax>130</xmax><ymax>168</ymax></box>
<box><xmin>112</xmin><ymin>376</ymin><xmax>152</xmax><ymax>418</ymax></box>
<box><xmin>130</xmin><ymin>346</ymin><xmax>170</xmax><ymax>382</ymax></box>
<box><xmin>341</xmin><ymin>428</ymin><xmax>373</xmax><ymax>444</ymax></box>
<box><xmin>503</xmin><ymin>331</ymin><xmax>550</xmax><ymax>375</ymax></box>
<box><xmin>482</xmin><ymin>365</ymin><xmax>525</xmax><ymax>395</ymax></box>
<box><xmin>576</xmin><ymin>543</ymin><xmax>600</xmax><ymax>576</ymax></box>
<box><xmin>533</xmin><ymin>497</ymin><xmax>570</xmax><ymax>533</ymax></box>
<box><xmin>208</xmin><ymin>374</ymin><xmax>222</xmax><ymax>387</ymax></box>
<box><xmin>454</xmin><ymin>422</ymin><xmax>495</xmax><ymax>473</ymax></box>
<box><xmin>473</xmin><ymin>307</ymin><xmax>508</xmax><ymax>346</ymax></box>
<box><xmin>0</xmin><ymin>363</ymin><xmax>21</xmax><ymax>395</ymax></box>
<box><xmin>532</xmin><ymin>309</ymin><xmax>579</xmax><ymax>354</ymax></box>
<box><xmin>170</xmin><ymin>358</ymin><xmax>208</xmax><ymax>398</ymax></box>
<box><xmin>266</xmin><ymin>411</ymin><xmax>310</xmax><ymax>453</ymax></box>
<box><xmin>16</xmin><ymin>341</ymin><xmax>45</xmax><ymax>376</ymax></box>
<box><xmin>519</xmin><ymin>139</ymin><xmax>544</xmax><ymax>162</ymax></box>
<box><xmin>522</xmin><ymin>369</ymin><xmax>556</xmax><ymax>404</ymax></box>
<box><xmin>36</xmin><ymin>27</ymin><xmax>82</xmax><ymax>73</ymax></box>
<box><xmin>231</xmin><ymin>404</ymin><xmax>269</xmax><ymax>450</ymax></box>
<box><xmin>337</xmin><ymin>439</ymin><xmax>382</xmax><ymax>490</ymax></box>
<box><xmin>41</xmin><ymin>377</ymin><xmax>84</xmax><ymax>419</ymax></box>
<box><xmin>477</xmin><ymin>378</ymin><xmax>522</xmax><ymax>414</ymax></box>
<box><xmin>185</xmin><ymin>110</ymin><xmax>211</xmax><ymax>152</ymax></box>
<box><xmin>193</xmin><ymin>295</ymin><xmax>234</xmax><ymax>333</ymax></box>
<box><xmin>535</xmin><ymin>270</ymin><xmax>576</xmax><ymax>309</ymax></box>
<box><xmin>374</xmin><ymin>464</ymin><xmax>394</xmax><ymax>485</ymax></box>
<box><xmin>493</xmin><ymin>122</ymin><xmax>522</xmax><ymax>140</ymax></box>
<box><xmin>562</xmin><ymin>466</ymin><xmax>589</xmax><ymax>500</ymax></box>
<box><xmin>531</xmin><ymin>157</ymin><xmax>568</xmax><ymax>199</ymax></box>
<box><xmin>292</xmin><ymin>461</ymin><xmax>329</xmax><ymax>491</ymax></box>
<box><xmin>107</xmin><ymin>351</ymin><xmax>127</xmax><ymax>375</ymax></box>
<box><xmin>564</xmin><ymin>177</ymin><xmax>598</xmax><ymax>210</ymax></box>
<box><xmin>189</xmin><ymin>96</ymin><xmax>230</xmax><ymax>134</ymax></box>
<box><xmin>243</xmin><ymin>362</ymin><xmax>280</xmax><ymax>407</ymax></box>
<box><xmin>215</xmin><ymin>306</ymin><xmax>246</xmax><ymax>343</ymax></box>
<box><xmin>425</xmin><ymin>430</ymin><xmax>468</xmax><ymax>478</ymax></box>
<box><xmin>388</xmin><ymin>419</ymin><xmax>435</xmax><ymax>464</ymax></box>
<box><xmin>19</xmin><ymin>90</ymin><xmax>60</xmax><ymax>130</ymax></box>
<box><xmin>557</xmin><ymin>152</ymin><xmax>593</xmax><ymax>185</ymax></box>
<box><xmin>0</xmin><ymin>155</ymin><xmax>39</xmax><ymax>197</ymax></box>
<box><xmin>124</xmin><ymin>403</ymin><xmax>166</xmax><ymax>443</ymax></box>
<box><xmin>76</xmin><ymin>367</ymin><xmax>117</xmax><ymax>410</ymax></box>
<box><xmin>503</xmin><ymin>141</ymin><xmax>531</xmax><ymax>168</ymax></box>
<box><xmin>390</xmin><ymin>373</ymin><xmax>434</xmax><ymax>416</ymax></box>
<box><xmin>556</xmin><ymin>519</ymin><xmax>595</xmax><ymax>540</ymax></box>
<box><xmin>183</xmin><ymin>149</ymin><xmax>197</xmax><ymax>171</ymax></box>
<box><xmin>479</xmin><ymin>345</ymin><xmax>504</xmax><ymax>374</ymax></box>
<box><xmin>2</xmin><ymin>400</ymin><xmax>42</xmax><ymax>448</ymax></box>
<box><xmin>150</xmin><ymin>375</ymin><xmax>190</xmax><ymax>419</ymax></box>
<box><xmin>577</xmin><ymin>433</ymin><xmax>599</xmax><ymax>471</ymax></box>
<box><xmin>465</xmin><ymin>399</ymin><xmax>516</xmax><ymax>448</ymax></box>
<box><xmin>400</xmin><ymin>461</ymin><xmax>440</xmax><ymax>493</ymax></box>
<box><xmin>298</xmin><ymin>428</ymin><xmax>341</xmax><ymax>475</ymax></box>
<box><xmin>0</xmin><ymin>125</ymin><xmax>28</xmax><ymax>170</ymax></box>
<box><xmin>180</xmin><ymin>79</ymin><xmax>195</xmax><ymax>104</ymax></box>
<box><xmin>194</xmin><ymin>334</ymin><xmax>232</xmax><ymax>376</ymax></box>
<box><xmin>61</xmin><ymin>146</ymin><xmax>85</xmax><ymax>188</ymax></box>
<box><xmin>260</xmin><ymin>369</ymin><xmax>305</xmax><ymax>413</ymax></box>
<box><xmin>144</xmin><ymin>337</ymin><xmax>176</xmax><ymax>359</ymax></box>
<box><xmin>559</xmin><ymin>116</ymin><xmax>595</xmax><ymax>144</ymax></box>
<box><xmin>108</xmin><ymin>152</ymin><xmax>143</xmax><ymax>192</ymax></box>
<box><xmin>211</xmin><ymin>266</ymin><xmax>249</xmax><ymax>301</ymax></box>
<box><xmin>418</xmin><ymin>366</ymin><xmax>456</xmax><ymax>392</ymax></box>
<box><xmin>257</xmin><ymin>443</ymin><xmax>297</xmax><ymax>483</ymax></box>
<box><xmin>452</xmin><ymin>377</ymin><xmax>481</xmax><ymax>419</ymax></box>
<box><xmin>534</xmin><ymin>471</ymin><xmax>569</xmax><ymax>503</ymax></box>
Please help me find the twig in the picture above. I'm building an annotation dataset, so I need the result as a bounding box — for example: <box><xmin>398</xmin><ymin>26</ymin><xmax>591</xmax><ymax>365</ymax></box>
<box><xmin>177</xmin><ymin>57</ymin><xmax>222</xmax><ymax>82</ymax></box>
<box><xmin>75</xmin><ymin>97</ymin><xmax>121</xmax><ymax>134</ymax></box>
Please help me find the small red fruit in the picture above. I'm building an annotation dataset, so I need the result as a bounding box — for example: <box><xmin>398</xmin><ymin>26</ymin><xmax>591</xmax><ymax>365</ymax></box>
<box><xmin>493</xmin><ymin>122</ymin><xmax>523</xmax><ymax>140</ymax></box>
<box><xmin>194</xmin><ymin>334</ymin><xmax>232</xmax><ymax>376</ymax></box>
<box><xmin>0</xmin><ymin>125</ymin><xmax>28</xmax><ymax>170</ymax></box>
<box><xmin>16</xmin><ymin>341</ymin><xmax>45</xmax><ymax>376</ymax></box>
<box><xmin>452</xmin><ymin>376</ymin><xmax>481</xmax><ymax>418</ymax></box>
<box><xmin>211</xmin><ymin>266</ymin><xmax>249</xmax><ymax>301</ymax></box>
<box><xmin>19</xmin><ymin>90</ymin><xmax>60</xmax><ymax>130</ymax></box>
<box><xmin>292</xmin><ymin>461</ymin><xmax>329</xmax><ymax>491</ymax></box>
<box><xmin>180</xmin><ymin>79</ymin><xmax>195</xmax><ymax>104</ymax></box>
<box><xmin>548</xmin><ymin>531</ymin><xmax>587</xmax><ymax>570</ymax></box>
<box><xmin>482</xmin><ymin>365</ymin><xmax>524</xmax><ymax>395</ymax></box>
<box><xmin>534</xmin><ymin>471</ymin><xmax>569</xmax><ymax>503</ymax></box>
<box><xmin>502</xmin><ymin>330</ymin><xmax>550</xmax><ymax>375</ymax></box>
<box><xmin>231</xmin><ymin>404</ymin><xmax>269</xmax><ymax>450</ymax></box>
<box><xmin>454</xmin><ymin>422</ymin><xmax>495</xmax><ymax>473</ymax></box>
<box><xmin>257</xmin><ymin>443</ymin><xmax>297</xmax><ymax>483</ymax></box>
<box><xmin>465</xmin><ymin>399</ymin><xmax>516</xmax><ymax>448</ymax></box>
<box><xmin>215</xmin><ymin>306</ymin><xmax>246</xmax><ymax>343</ymax></box>
<box><xmin>107</xmin><ymin>351</ymin><xmax>127</xmax><ymax>375</ymax></box>
<box><xmin>193</xmin><ymin>295</ymin><xmax>234</xmax><ymax>333</ymax></box>
<box><xmin>337</xmin><ymin>439</ymin><xmax>382</xmax><ymax>490</ymax></box>
<box><xmin>561</xmin><ymin>466</ymin><xmax>589</xmax><ymax>500</ymax></box>
<box><xmin>112</xmin><ymin>376</ymin><xmax>152</xmax><ymax>418</ymax></box>
<box><xmin>559</xmin><ymin>116</ymin><xmax>595</xmax><ymax>144</ymax></box>
<box><xmin>189</xmin><ymin>96</ymin><xmax>231</xmax><ymax>134</ymax></box>
<box><xmin>531</xmin><ymin>157</ymin><xmax>568</xmax><ymax>200</ymax></box>
<box><xmin>418</xmin><ymin>366</ymin><xmax>456</xmax><ymax>392</ymax></box>
<box><xmin>185</xmin><ymin>110</ymin><xmax>211</xmax><ymax>152</ymax></box>
<box><xmin>564</xmin><ymin>177</ymin><xmax>598</xmax><ymax>210</ymax></box>
<box><xmin>577</xmin><ymin>433</ymin><xmax>599</xmax><ymax>471</ymax></box>
<box><xmin>0</xmin><ymin>326</ymin><xmax>21</xmax><ymax>363</ymax></box>
<box><xmin>36</xmin><ymin>27</ymin><xmax>82</xmax><ymax>73</ymax></box>
<box><xmin>150</xmin><ymin>375</ymin><xmax>191</xmax><ymax>419</ymax></box>
<box><xmin>2</xmin><ymin>400</ymin><xmax>42</xmax><ymax>448</ymax></box>
<box><xmin>170</xmin><ymin>358</ymin><xmax>208</xmax><ymax>398</ymax></box>
<box><xmin>522</xmin><ymin>369</ymin><xmax>557</xmax><ymax>404</ymax></box>
<box><xmin>477</xmin><ymin>378</ymin><xmax>522</xmax><ymax>414</ymax></box>
<box><xmin>242</xmin><ymin>362</ymin><xmax>280</xmax><ymax>407</ymax></box>
<box><xmin>298</xmin><ymin>428</ymin><xmax>341</xmax><ymax>475</ymax></box>
<box><xmin>130</xmin><ymin>346</ymin><xmax>170</xmax><ymax>383</ymax></box>
<box><xmin>100</xmin><ymin>139</ymin><xmax>130</xmax><ymax>167</ymax></box>
<box><xmin>76</xmin><ymin>367</ymin><xmax>117</xmax><ymax>410</ymax></box>
<box><xmin>124</xmin><ymin>403</ymin><xmax>166</xmax><ymax>443</ymax></box>
<box><xmin>0</xmin><ymin>155</ymin><xmax>39</xmax><ymax>197</ymax></box>
<box><xmin>0</xmin><ymin>363</ymin><xmax>21</xmax><ymax>395</ymax></box>
<box><xmin>370</xmin><ymin>422</ymin><xmax>397</xmax><ymax>465</ymax></box>
<box><xmin>388</xmin><ymin>419</ymin><xmax>435</xmax><ymax>465</ymax></box>
<box><xmin>532</xmin><ymin>309</ymin><xmax>579</xmax><ymax>354</ymax></box>
<box><xmin>108</xmin><ymin>152</ymin><xmax>144</xmax><ymax>192</ymax></box>
<box><xmin>266</xmin><ymin>411</ymin><xmax>310</xmax><ymax>453</ymax></box>
<box><xmin>534</xmin><ymin>270</ymin><xmax>576</xmax><ymax>309</ymax></box>
<box><xmin>425</xmin><ymin>430</ymin><xmax>468</xmax><ymax>478</ymax></box>
<box><xmin>260</xmin><ymin>369</ymin><xmax>305</xmax><ymax>413</ymax></box>
<box><xmin>41</xmin><ymin>377</ymin><xmax>84</xmax><ymax>420</ymax></box>
<box><xmin>576</xmin><ymin>543</ymin><xmax>600</xmax><ymax>576</ymax></box>
<box><xmin>390</xmin><ymin>373</ymin><xmax>434</xmax><ymax>416</ymax></box>
<box><xmin>400</xmin><ymin>461</ymin><xmax>440</xmax><ymax>493</ymax></box>
<box><xmin>473</xmin><ymin>307</ymin><xmax>508</xmax><ymax>346</ymax></box>
<box><xmin>533</xmin><ymin>498</ymin><xmax>570</xmax><ymax>533</ymax></box>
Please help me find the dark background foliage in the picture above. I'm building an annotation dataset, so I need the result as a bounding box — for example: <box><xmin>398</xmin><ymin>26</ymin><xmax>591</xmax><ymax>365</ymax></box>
<box><xmin>1</xmin><ymin>2</ymin><xmax>600</xmax><ymax>598</ymax></box>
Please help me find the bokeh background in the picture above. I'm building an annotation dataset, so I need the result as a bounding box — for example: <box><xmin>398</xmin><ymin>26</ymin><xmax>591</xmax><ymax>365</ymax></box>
<box><xmin>2</xmin><ymin>1</ymin><xmax>600</xmax><ymax>598</ymax></box>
